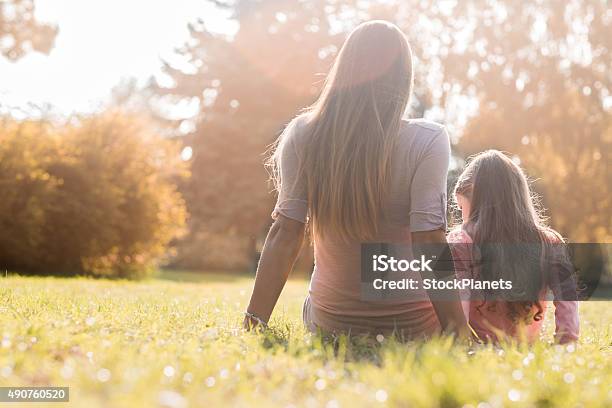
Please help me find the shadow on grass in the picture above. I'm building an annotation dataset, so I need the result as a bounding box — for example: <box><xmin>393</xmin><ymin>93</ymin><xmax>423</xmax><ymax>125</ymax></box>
<box><xmin>253</xmin><ymin>322</ymin><xmax>468</xmax><ymax>366</ymax></box>
<box><xmin>155</xmin><ymin>268</ymin><xmax>311</xmax><ymax>284</ymax></box>
<box><xmin>154</xmin><ymin>269</ymin><xmax>253</xmax><ymax>283</ymax></box>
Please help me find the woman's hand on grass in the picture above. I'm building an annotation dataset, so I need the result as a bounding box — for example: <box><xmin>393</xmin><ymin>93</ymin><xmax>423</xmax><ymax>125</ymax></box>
<box><xmin>244</xmin><ymin>215</ymin><xmax>305</xmax><ymax>331</ymax></box>
<box><xmin>243</xmin><ymin>311</ymin><xmax>268</xmax><ymax>331</ymax></box>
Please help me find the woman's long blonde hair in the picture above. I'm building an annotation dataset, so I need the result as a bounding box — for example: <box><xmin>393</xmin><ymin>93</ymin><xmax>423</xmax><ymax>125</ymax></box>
<box><xmin>271</xmin><ymin>20</ymin><xmax>413</xmax><ymax>242</ymax></box>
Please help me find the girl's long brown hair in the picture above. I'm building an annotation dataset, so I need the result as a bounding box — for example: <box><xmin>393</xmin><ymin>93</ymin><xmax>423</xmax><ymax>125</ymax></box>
<box><xmin>454</xmin><ymin>150</ymin><xmax>562</xmax><ymax>323</ymax></box>
<box><xmin>270</xmin><ymin>20</ymin><xmax>413</xmax><ymax>242</ymax></box>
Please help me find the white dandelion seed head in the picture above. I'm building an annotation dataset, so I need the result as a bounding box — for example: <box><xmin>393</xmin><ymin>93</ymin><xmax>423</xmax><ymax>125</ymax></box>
<box><xmin>163</xmin><ymin>365</ymin><xmax>175</xmax><ymax>377</ymax></box>
<box><xmin>1</xmin><ymin>366</ymin><xmax>13</xmax><ymax>378</ymax></box>
<box><xmin>315</xmin><ymin>378</ymin><xmax>326</xmax><ymax>391</ymax></box>
<box><xmin>507</xmin><ymin>389</ymin><xmax>521</xmax><ymax>402</ymax></box>
<box><xmin>96</xmin><ymin>368</ymin><xmax>111</xmax><ymax>382</ymax></box>
<box><xmin>60</xmin><ymin>364</ymin><xmax>74</xmax><ymax>379</ymax></box>
<box><xmin>375</xmin><ymin>389</ymin><xmax>388</xmax><ymax>402</ymax></box>
<box><xmin>158</xmin><ymin>390</ymin><xmax>187</xmax><ymax>408</ymax></box>
<box><xmin>326</xmin><ymin>399</ymin><xmax>340</xmax><ymax>408</ymax></box>
<box><xmin>512</xmin><ymin>370</ymin><xmax>523</xmax><ymax>380</ymax></box>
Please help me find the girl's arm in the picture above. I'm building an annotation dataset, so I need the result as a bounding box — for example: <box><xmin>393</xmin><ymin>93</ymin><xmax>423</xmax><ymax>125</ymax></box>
<box><xmin>553</xmin><ymin>300</ymin><xmax>579</xmax><ymax>344</ymax></box>
<box><xmin>546</xmin><ymin>233</ymin><xmax>579</xmax><ymax>343</ymax></box>
<box><xmin>447</xmin><ymin>229</ymin><xmax>472</xmax><ymax>321</ymax></box>
<box><xmin>412</xmin><ymin>229</ymin><xmax>469</xmax><ymax>337</ymax></box>
<box><xmin>244</xmin><ymin>215</ymin><xmax>305</xmax><ymax>329</ymax></box>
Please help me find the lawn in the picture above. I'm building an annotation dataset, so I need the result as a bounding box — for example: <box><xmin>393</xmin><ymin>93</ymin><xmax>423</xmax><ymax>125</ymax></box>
<box><xmin>0</xmin><ymin>273</ymin><xmax>610</xmax><ymax>407</ymax></box>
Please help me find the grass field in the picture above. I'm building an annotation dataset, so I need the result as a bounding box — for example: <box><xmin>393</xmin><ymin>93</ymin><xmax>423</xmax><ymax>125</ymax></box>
<box><xmin>0</xmin><ymin>273</ymin><xmax>610</xmax><ymax>407</ymax></box>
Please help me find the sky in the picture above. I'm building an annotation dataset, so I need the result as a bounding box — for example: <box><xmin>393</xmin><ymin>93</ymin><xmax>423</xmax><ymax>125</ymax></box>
<box><xmin>0</xmin><ymin>0</ymin><xmax>237</xmax><ymax>118</ymax></box>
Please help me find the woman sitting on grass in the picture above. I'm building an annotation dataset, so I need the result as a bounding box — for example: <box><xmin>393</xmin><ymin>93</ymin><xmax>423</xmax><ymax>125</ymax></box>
<box><xmin>448</xmin><ymin>150</ymin><xmax>579</xmax><ymax>344</ymax></box>
<box><xmin>243</xmin><ymin>20</ymin><xmax>467</xmax><ymax>338</ymax></box>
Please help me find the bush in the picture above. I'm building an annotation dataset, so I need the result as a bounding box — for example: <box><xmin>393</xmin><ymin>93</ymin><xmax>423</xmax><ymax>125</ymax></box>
<box><xmin>0</xmin><ymin>111</ymin><xmax>187</xmax><ymax>278</ymax></box>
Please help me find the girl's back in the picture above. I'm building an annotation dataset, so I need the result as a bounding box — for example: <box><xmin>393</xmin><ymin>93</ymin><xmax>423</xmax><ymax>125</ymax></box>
<box><xmin>448</xmin><ymin>150</ymin><xmax>579</xmax><ymax>344</ymax></box>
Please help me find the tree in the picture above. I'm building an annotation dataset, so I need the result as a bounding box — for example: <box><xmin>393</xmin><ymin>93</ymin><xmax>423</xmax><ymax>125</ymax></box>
<box><xmin>0</xmin><ymin>111</ymin><xmax>188</xmax><ymax>278</ymax></box>
<box><xmin>0</xmin><ymin>0</ymin><xmax>58</xmax><ymax>61</ymax></box>
<box><xmin>407</xmin><ymin>0</ymin><xmax>611</xmax><ymax>241</ymax></box>
<box><xmin>152</xmin><ymin>0</ymin><xmax>343</xmax><ymax>269</ymax></box>
<box><xmin>154</xmin><ymin>0</ymin><xmax>610</xmax><ymax>269</ymax></box>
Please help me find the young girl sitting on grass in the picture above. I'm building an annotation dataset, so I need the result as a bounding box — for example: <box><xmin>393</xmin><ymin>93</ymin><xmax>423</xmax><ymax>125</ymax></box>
<box><xmin>448</xmin><ymin>150</ymin><xmax>579</xmax><ymax>344</ymax></box>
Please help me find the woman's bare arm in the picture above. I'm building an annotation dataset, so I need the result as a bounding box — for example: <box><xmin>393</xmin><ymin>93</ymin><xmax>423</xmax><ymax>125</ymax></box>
<box><xmin>412</xmin><ymin>229</ymin><xmax>469</xmax><ymax>337</ymax></box>
<box><xmin>244</xmin><ymin>215</ymin><xmax>305</xmax><ymax>329</ymax></box>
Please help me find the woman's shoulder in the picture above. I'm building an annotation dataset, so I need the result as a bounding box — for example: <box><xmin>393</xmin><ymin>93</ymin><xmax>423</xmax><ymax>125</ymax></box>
<box><xmin>292</xmin><ymin>112</ymin><xmax>312</xmax><ymax>129</ymax></box>
<box><xmin>402</xmin><ymin>118</ymin><xmax>446</xmax><ymax>134</ymax></box>
<box><xmin>284</xmin><ymin>113</ymin><xmax>310</xmax><ymax>134</ymax></box>
<box><xmin>402</xmin><ymin>118</ymin><xmax>445</xmax><ymax>133</ymax></box>
<box><xmin>399</xmin><ymin>119</ymin><xmax>449</xmax><ymax>150</ymax></box>
<box><xmin>280</xmin><ymin>113</ymin><xmax>311</xmax><ymax>149</ymax></box>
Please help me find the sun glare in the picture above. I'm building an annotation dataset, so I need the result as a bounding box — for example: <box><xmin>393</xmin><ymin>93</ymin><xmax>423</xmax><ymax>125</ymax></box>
<box><xmin>0</xmin><ymin>0</ymin><xmax>236</xmax><ymax>117</ymax></box>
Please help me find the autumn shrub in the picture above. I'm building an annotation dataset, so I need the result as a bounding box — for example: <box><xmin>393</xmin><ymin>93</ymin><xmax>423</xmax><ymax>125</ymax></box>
<box><xmin>0</xmin><ymin>111</ymin><xmax>187</xmax><ymax>278</ymax></box>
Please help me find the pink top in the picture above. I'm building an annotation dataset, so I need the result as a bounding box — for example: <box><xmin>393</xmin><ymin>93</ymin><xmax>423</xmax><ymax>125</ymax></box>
<box><xmin>447</xmin><ymin>228</ymin><xmax>579</xmax><ymax>344</ymax></box>
<box><xmin>272</xmin><ymin>115</ymin><xmax>451</xmax><ymax>336</ymax></box>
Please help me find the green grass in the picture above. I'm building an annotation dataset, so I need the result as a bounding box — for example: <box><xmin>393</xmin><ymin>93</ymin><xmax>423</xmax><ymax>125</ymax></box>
<box><xmin>0</xmin><ymin>274</ymin><xmax>610</xmax><ymax>407</ymax></box>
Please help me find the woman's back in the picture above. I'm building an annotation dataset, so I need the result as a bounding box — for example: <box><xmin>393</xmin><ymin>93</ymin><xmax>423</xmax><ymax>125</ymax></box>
<box><xmin>275</xmin><ymin>115</ymin><xmax>451</xmax><ymax>335</ymax></box>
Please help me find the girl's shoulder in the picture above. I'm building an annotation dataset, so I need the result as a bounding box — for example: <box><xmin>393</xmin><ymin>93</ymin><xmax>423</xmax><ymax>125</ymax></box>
<box><xmin>447</xmin><ymin>226</ymin><xmax>473</xmax><ymax>243</ymax></box>
<box><xmin>540</xmin><ymin>227</ymin><xmax>566</xmax><ymax>244</ymax></box>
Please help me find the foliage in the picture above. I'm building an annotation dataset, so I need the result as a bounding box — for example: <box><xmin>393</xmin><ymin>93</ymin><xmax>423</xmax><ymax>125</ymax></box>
<box><xmin>153</xmin><ymin>0</ymin><xmax>342</xmax><ymax>269</ymax></box>
<box><xmin>421</xmin><ymin>0</ymin><xmax>611</xmax><ymax>242</ymax></box>
<box><xmin>0</xmin><ymin>112</ymin><xmax>188</xmax><ymax>278</ymax></box>
<box><xmin>0</xmin><ymin>275</ymin><xmax>610</xmax><ymax>407</ymax></box>
<box><xmin>153</xmin><ymin>0</ymin><xmax>610</xmax><ymax>270</ymax></box>
<box><xmin>0</xmin><ymin>0</ymin><xmax>58</xmax><ymax>60</ymax></box>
